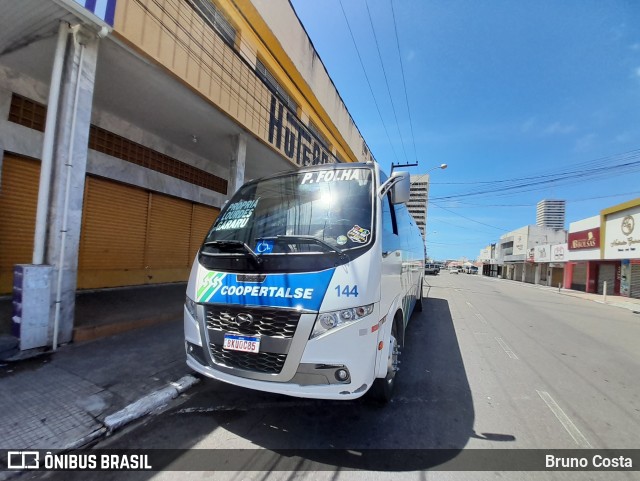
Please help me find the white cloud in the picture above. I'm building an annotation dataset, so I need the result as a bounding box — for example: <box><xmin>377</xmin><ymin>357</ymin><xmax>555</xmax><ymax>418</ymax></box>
<box><xmin>520</xmin><ymin>117</ymin><xmax>536</xmax><ymax>133</ymax></box>
<box><xmin>543</xmin><ymin>122</ymin><xmax>576</xmax><ymax>135</ymax></box>
<box><xmin>615</xmin><ymin>131</ymin><xmax>632</xmax><ymax>143</ymax></box>
<box><xmin>574</xmin><ymin>133</ymin><xmax>597</xmax><ymax>152</ymax></box>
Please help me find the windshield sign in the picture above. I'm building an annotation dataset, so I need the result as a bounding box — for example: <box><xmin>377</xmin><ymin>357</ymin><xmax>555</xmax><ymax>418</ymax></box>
<box><xmin>212</xmin><ymin>199</ymin><xmax>260</xmax><ymax>231</ymax></box>
<box><xmin>204</xmin><ymin>168</ymin><xmax>373</xmax><ymax>254</ymax></box>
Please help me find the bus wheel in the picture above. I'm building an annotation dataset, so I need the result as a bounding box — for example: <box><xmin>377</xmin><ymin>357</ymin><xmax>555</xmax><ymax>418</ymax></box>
<box><xmin>370</xmin><ymin>321</ymin><xmax>400</xmax><ymax>404</ymax></box>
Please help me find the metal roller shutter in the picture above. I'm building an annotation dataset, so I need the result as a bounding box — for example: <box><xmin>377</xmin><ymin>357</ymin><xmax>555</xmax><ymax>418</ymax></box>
<box><xmin>78</xmin><ymin>177</ymin><xmax>220</xmax><ymax>288</ymax></box>
<box><xmin>571</xmin><ymin>262</ymin><xmax>587</xmax><ymax>291</ymax></box>
<box><xmin>77</xmin><ymin>177</ymin><xmax>149</xmax><ymax>288</ymax></box>
<box><xmin>630</xmin><ymin>262</ymin><xmax>640</xmax><ymax>299</ymax></box>
<box><xmin>0</xmin><ymin>154</ymin><xmax>39</xmax><ymax>294</ymax></box>
<box><xmin>144</xmin><ymin>193</ymin><xmax>192</xmax><ymax>285</ymax></box>
<box><xmin>540</xmin><ymin>263</ymin><xmax>548</xmax><ymax>282</ymax></box>
<box><xmin>524</xmin><ymin>263</ymin><xmax>535</xmax><ymax>284</ymax></box>
<box><xmin>190</xmin><ymin>203</ymin><xmax>220</xmax><ymax>261</ymax></box>
<box><xmin>597</xmin><ymin>264</ymin><xmax>616</xmax><ymax>295</ymax></box>
<box><xmin>551</xmin><ymin>268</ymin><xmax>564</xmax><ymax>288</ymax></box>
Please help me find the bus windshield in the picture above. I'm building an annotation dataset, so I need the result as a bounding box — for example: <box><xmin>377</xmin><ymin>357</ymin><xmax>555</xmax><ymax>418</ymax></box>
<box><xmin>203</xmin><ymin>167</ymin><xmax>373</xmax><ymax>256</ymax></box>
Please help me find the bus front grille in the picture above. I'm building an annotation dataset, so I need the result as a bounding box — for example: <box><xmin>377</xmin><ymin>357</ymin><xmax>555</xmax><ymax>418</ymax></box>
<box><xmin>209</xmin><ymin>344</ymin><xmax>286</xmax><ymax>374</ymax></box>
<box><xmin>205</xmin><ymin>306</ymin><xmax>301</xmax><ymax>338</ymax></box>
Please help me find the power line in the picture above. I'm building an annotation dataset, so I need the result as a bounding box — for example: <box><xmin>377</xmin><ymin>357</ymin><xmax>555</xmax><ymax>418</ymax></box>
<box><xmin>440</xmin><ymin>190</ymin><xmax>640</xmax><ymax>208</ymax></box>
<box><xmin>364</xmin><ymin>0</ymin><xmax>409</xmax><ymax>163</ymax></box>
<box><xmin>430</xmin><ymin>202</ymin><xmax>510</xmax><ymax>231</ymax></box>
<box><xmin>337</xmin><ymin>0</ymin><xmax>400</xmax><ymax>165</ymax></box>
<box><xmin>430</xmin><ymin>149</ymin><xmax>640</xmax><ymax>201</ymax></box>
<box><xmin>390</xmin><ymin>0</ymin><xmax>418</xmax><ymax>165</ymax></box>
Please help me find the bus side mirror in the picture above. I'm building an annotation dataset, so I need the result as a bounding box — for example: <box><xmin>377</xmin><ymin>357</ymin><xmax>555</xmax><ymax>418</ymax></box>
<box><xmin>390</xmin><ymin>171</ymin><xmax>410</xmax><ymax>204</ymax></box>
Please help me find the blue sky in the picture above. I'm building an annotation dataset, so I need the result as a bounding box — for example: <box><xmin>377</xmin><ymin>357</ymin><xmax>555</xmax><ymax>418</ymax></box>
<box><xmin>290</xmin><ymin>0</ymin><xmax>640</xmax><ymax>260</ymax></box>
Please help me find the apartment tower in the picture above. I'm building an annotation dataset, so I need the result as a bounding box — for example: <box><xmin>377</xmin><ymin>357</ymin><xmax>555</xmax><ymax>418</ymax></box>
<box><xmin>536</xmin><ymin>199</ymin><xmax>566</xmax><ymax>229</ymax></box>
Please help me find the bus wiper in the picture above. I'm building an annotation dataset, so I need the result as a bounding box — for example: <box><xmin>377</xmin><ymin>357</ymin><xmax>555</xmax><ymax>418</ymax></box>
<box><xmin>202</xmin><ymin>240</ymin><xmax>262</xmax><ymax>265</ymax></box>
<box><xmin>267</xmin><ymin>235</ymin><xmax>347</xmax><ymax>259</ymax></box>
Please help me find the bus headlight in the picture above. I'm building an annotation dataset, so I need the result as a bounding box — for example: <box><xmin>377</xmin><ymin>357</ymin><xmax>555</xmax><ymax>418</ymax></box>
<box><xmin>311</xmin><ymin>304</ymin><xmax>374</xmax><ymax>339</ymax></box>
<box><xmin>185</xmin><ymin>296</ymin><xmax>197</xmax><ymax>319</ymax></box>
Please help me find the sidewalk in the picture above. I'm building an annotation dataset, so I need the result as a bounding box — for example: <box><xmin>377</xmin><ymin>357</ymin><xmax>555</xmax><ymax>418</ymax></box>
<box><xmin>0</xmin><ymin>282</ymin><xmax>199</xmax><ymax>469</ymax></box>
<box><xmin>0</xmin><ymin>320</ymin><xmax>197</xmax><ymax>452</ymax></box>
<box><xmin>482</xmin><ymin>275</ymin><xmax>640</xmax><ymax>313</ymax></box>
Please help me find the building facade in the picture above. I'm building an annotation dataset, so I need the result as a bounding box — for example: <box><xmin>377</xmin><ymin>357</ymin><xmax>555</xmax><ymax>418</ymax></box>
<box><xmin>0</xmin><ymin>0</ymin><xmax>375</xmax><ymax>346</ymax></box>
<box><xmin>601</xmin><ymin>198</ymin><xmax>640</xmax><ymax>298</ymax></box>
<box><xmin>564</xmin><ymin>216</ymin><xmax>614</xmax><ymax>294</ymax></box>
<box><xmin>479</xmin><ymin>197</ymin><xmax>640</xmax><ymax>300</ymax></box>
<box><xmin>496</xmin><ymin>225</ymin><xmax>567</xmax><ymax>283</ymax></box>
<box><xmin>408</xmin><ymin>174</ymin><xmax>429</xmax><ymax>239</ymax></box>
<box><xmin>536</xmin><ymin>199</ymin><xmax>566</xmax><ymax>229</ymax></box>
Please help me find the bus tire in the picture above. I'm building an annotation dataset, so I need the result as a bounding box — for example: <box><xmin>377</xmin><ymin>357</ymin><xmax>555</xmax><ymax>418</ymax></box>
<box><xmin>370</xmin><ymin>319</ymin><xmax>400</xmax><ymax>404</ymax></box>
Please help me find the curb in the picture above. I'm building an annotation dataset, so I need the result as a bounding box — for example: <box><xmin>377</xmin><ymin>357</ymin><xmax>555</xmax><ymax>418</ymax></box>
<box><xmin>0</xmin><ymin>375</ymin><xmax>199</xmax><ymax>481</ymax></box>
<box><xmin>104</xmin><ymin>374</ymin><xmax>200</xmax><ymax>432</ymax></box>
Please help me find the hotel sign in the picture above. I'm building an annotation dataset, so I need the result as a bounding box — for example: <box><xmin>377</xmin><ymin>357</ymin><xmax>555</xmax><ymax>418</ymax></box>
<box><xmin>568</xmin><ymin>228</ymin><xmax>600</xmax><ymax>251</ymax></box>
<box><xmin>269</xmin><ymin>94</ymin><xmax>337</xmax><ymax>167</ymax></box>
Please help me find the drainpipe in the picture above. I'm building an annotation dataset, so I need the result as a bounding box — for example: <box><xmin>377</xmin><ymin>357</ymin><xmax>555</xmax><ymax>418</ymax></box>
<box><xmin>33</xmin><ymin>22</ymin><xmax>70</xmax><ymax>265</ymax></box>
<box><xmin>53</xmin><ymin>27</ymin><xmax>86</xmax><ymax>351</ymax></box>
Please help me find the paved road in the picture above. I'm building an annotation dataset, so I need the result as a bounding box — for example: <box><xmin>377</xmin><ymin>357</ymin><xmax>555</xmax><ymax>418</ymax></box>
<box><xmin>433</xmin><ymin>273</ymin><xmax>640</xmax><ymax>453</ymax></box>
<box><xmin>29</xmin><ymin>274</ymin><xmax>640</xmax><ymax>480</ymax></box>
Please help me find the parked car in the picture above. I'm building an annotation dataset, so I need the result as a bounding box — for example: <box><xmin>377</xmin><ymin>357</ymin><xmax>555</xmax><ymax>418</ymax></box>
<box><xmin>425</xmin><ymin>263</ymin><xmax>440</xmax><ymax>275</ymax></box>
<box><xmin>448</xmin><ymin>266</ymin><xmax>459</xmax><ymax>274</ymax></box>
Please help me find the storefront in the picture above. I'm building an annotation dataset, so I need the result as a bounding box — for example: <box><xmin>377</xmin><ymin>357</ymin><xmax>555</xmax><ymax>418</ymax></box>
<box><xmin>549</xmin><ymin>243</ymin><xmax>567</xmax><ymax>288</ymax></box>
<box><xmin>565</xmin><ymin>217</ymin><xmax>603</xmax><ymax>293</ymax></box>
<box><xmin>602</xmin><ymin>199</ymin><xmax>640</xmax><ymax>299</ymax></box>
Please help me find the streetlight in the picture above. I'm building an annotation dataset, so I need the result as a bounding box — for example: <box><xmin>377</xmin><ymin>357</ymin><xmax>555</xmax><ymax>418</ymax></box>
<box><xmin>390</xmin><ymin>162</ymin><xmax>447</xmax><ymax>173</ymax></box>
<box><xmin>428</xmin><ymin>163</ymin><xmax>448</xmax><ymax>173</ymax></box>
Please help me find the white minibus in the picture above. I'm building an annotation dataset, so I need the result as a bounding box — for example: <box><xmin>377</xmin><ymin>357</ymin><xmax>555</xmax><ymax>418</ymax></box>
<box><xmin>184</xmin><ymin>163</ymin><xmax>424</xmax><ymax>402</ymax></box>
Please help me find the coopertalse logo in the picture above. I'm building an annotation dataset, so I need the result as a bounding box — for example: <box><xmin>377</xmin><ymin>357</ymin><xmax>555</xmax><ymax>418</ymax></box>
<box><xmin>197</xmin><ymin>272</ymin><xmax>227</xmax><ymax>300</ymax></box>
<box><xmin>621</xmin><ymin>215</ymin><xmax>635</xmax><ymax>236</ymax></box>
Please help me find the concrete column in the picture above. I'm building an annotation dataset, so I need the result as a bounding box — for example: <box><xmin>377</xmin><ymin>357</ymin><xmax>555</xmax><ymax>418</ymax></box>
<box><xmin>0</xmin><ymin>89</ymin><xmax>10</xmax><ymax>181</ymax></box>
<box><xmin>564</xmin><ymin>263</ymin><xmax>574</xmax><ymax>290</ymax></box>
<box><xmin>586</xmin><ymin>261</ymin><xmax>598</xmax><ymax>294</ymax></box>
<box><xmin>45</xmin><ymin>27</ymin><xmax>100</xmax><ymax>345</ymax></box>
<box><xmin>228</xmin><ymin>134</ymin><xmax>247</xmax><ymax>196</ymax></box>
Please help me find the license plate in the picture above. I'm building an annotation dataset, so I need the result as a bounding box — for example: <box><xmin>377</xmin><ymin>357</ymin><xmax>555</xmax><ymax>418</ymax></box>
<box><xmin>223</xmin><ymin>333</ymin><xmax>260</xmax><ymax>353</ymax></box>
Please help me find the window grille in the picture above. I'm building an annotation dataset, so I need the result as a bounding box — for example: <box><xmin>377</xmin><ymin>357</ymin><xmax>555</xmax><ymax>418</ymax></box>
<box><xmin>255</xmin><ymin>58</ymin><xmax>298</xmax><ymax>113</ymax></box>
<box><xmin>188</xmin><ymin>0</ymin><xmax>236</xmax><ymax>47</ymax></box>
<box><xmin>8</xmin><ymin>93</ymin><xmax>227</xmax><ymax>195</ymax></box>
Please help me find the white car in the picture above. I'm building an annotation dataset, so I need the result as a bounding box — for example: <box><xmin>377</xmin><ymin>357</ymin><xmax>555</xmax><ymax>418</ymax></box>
<box><xmin>448</xmin><ymin>267</ymin><xmax>459</xmax><ymax>274</ymax></box>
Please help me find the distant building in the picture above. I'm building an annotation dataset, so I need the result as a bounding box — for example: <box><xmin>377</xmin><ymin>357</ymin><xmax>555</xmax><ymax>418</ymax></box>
<box><xmin>536</xmin><ymin>199</ymin><xmax>566</xmax><ymax>229</ymax></box>
<box><xmin>408</xmin><ymin>174</ymin><xmax>430</xmax><ymax>238</ymax></box>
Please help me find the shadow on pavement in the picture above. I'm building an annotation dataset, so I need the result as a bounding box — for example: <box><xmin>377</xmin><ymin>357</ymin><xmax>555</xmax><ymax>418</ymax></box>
<box><xmin>57</xmin><ymin>296</ymin><xmax>480</xmax><ymax>476</ymax></box>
